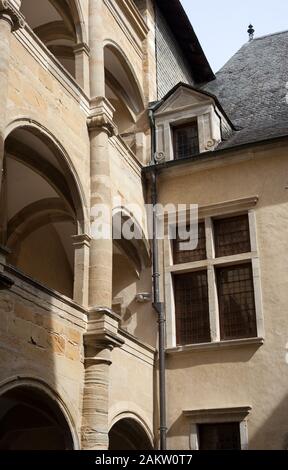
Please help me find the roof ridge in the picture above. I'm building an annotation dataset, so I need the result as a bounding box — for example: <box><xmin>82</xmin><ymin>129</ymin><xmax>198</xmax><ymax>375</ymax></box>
<box><xmin>252</xmin><ymin>29</ymin><xmax>288</xmax><ymax>41</ymax></box>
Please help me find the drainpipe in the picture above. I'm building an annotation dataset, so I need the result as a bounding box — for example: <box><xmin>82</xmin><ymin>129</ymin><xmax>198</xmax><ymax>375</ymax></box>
<box><xmin>149</xmin><ymin>108</ymin><xmax>167</xmax><ymax>451</ymax></box>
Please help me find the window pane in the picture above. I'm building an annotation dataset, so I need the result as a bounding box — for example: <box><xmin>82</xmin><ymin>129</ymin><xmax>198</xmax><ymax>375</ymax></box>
<box><xmin>174</xmin><ymin>271</ymin><xmax>211</xmax><ymax>345</ymax></box>
<box><xmin>199</xmin><ymin>422</ymin><xmax>241</xmax><ymax>450</ymax></box>
<box><xmin>217</xmin><ymin>264</ymin><xmax>257</xmax><ymax>340</ymax></box>
<box><xmin>214</xmin><ymin>215</ymin><xmax>251</xmax><ymax>257</ymax></box>
<box><xmin>173</xmin><ymin>222</ymin><xmax>206</xmax><ymax>264</ymax></box>
<box><xmin>173</xmin><ymin>123</ymin><xmax>199</xmax><ymax>160</ymax></box>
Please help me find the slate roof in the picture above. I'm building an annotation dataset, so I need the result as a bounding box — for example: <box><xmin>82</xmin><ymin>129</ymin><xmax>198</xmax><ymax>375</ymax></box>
<box><xmin>203</xmin><ymin>30</ymin><xmax>288</xmax><ymax>149</ymax></box>
<box><xmin>156</xmin><ymin>0</ymin><xmax>215</xmax><ymax>84</ymax></box>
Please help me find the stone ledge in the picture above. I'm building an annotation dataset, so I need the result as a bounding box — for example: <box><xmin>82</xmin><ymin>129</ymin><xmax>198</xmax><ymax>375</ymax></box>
<box><xmin>166</xmin><ymin>337</ymin><xmax>264</xmax><ymax>355</ymax></box>
<box><xmin>183</xmin><ymin>406</ymin><xmax>252</xmax><ymax>422</ymax></box>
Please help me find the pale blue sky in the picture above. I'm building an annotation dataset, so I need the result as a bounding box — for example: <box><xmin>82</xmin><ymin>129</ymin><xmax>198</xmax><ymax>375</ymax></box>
<box><xmin>181</xmin><ymin>0</ymin><xmax>288</xmax><ymax>72</ymax></box>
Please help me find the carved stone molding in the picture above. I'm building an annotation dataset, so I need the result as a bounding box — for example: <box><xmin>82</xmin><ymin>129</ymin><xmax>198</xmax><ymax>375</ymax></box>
<box><xmin>87</xmin><ymin>114</ymin><xmax>118</xmax><ymax>137</ymax></box>
<box><xmin>84</xmin><ymin>307</ymin><xmax>124</xmax><ymax>355</ymax></box>
<box><xmin>87</xmin><ymin>96</ymin><xmax>118</xmax><ymax>136</ymax></box>
<box><xmin>73</xmin><ymin>42</ymin><xmax>90</xmax><ymax>57</ymax></box>
<box><xmin>71</xmin><ymin>233</ymin><xmax>91</xmax><ymax>249</ymax></box>
<box><xmin>0</xmin><ymin>0</ymin><xmax>25</xmax><ymax>31</ymax></box>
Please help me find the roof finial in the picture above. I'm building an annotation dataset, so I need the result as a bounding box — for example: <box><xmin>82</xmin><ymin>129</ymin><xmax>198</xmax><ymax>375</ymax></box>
<box><xmin>248</xmin><ymin>24</ymin><xmax>255</xmax><ymax>41</ymax></box>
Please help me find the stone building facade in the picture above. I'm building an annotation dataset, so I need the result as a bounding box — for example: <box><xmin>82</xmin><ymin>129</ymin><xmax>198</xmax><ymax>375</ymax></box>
<box><xmin>0</xmin><ymin>0</ymin><xmax>287</xmax><ymax>450</ymax></box>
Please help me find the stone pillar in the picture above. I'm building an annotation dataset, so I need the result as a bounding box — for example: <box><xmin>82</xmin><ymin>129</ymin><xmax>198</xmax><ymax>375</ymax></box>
<box><xmin>89</xmin><ymin>0</ymin><xmax>105</xmax><ymax>98</ymax></box>
<box><xmin>72</xmin><ymin>234</ymin><xmax>91</xmax><ymax>306</ymax></box>
<box><xmin>82</xmin><ymin>1</ymin><xmax>121</xmax><ymax>452</ymax></box>
<box><xmin>0</xmin><ymin>1</ymin><xmax>24</xmax><ymax>193</ymax></box>
<box><xmin>88</xmin><ymin>0</ymin><xmax>117</xmax><ymax>309</ymax></box>
<box><xmin>73</xmin><ymin>42</ymin><xmax>90</xmax><ymax>95</ymax></box>
<box><xmin>88</xmin><ymin>98</ymin><xmax>117</xmax><ymax>309</ymax></box>
<box><xmin>81</xmin><ymin>309</ymin><xmax>123</xmax><ymax>450</ymax></box>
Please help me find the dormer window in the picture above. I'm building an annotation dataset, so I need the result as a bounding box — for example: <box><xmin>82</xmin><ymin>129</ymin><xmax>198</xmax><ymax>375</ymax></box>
<box><xmin>153</xmin><ymin>83</ymin><xmax>234</xmax><ymax>163</ymax></box>
<box><xmin>173</xmin><ymin>121</ymin><xmax>199</xmax><ymax>160</ymax></box>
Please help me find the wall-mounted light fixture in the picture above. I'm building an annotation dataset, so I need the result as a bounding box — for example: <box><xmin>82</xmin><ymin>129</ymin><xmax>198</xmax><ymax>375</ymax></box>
<box><xmin>135</xmin><ymin>292</ymin><xmax>152</xmax><ymax>303</ymax></box>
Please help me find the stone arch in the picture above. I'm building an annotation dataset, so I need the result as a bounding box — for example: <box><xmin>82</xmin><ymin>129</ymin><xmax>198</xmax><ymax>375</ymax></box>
<box><xmin>5</xmin><ymin>118</ymin><xmax>88</xmax><ymax>234</ymax></box>
<box><xmin>1</xmin><ymin>119</ymin><xmax>88</xmax><ymax>297</ymax></box>
<box><xmin>20</xmin><ymin>0</ymin><xmax>88</xmax><ymax>79</ymax></box>
<box><xmin>0</xmin><ymin>377</ymin><xmax>80</xmax><ymax>450</ymax></box>
<box><xmin>104</xmin><ymin>40</ymin><xmax>145</xmax><ymax>145</ymax></box>
<box><xmin>109</xmin><ymin>412</ymin><xmax>154</xmax><ymax>450</ymax></box>
<box><xmin>113</xmin><ymin>206</ymin><xmax>150</xmax><ymax>276</ymax></box>
<box><xmin>104</xmin><ymin>40</ymin><xmax>145</xmax><ymax>112</ymax></box>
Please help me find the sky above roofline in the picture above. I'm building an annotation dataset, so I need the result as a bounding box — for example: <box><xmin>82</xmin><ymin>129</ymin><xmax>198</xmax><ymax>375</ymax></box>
<box><xmin>181</xmin><ymin>0</ymin><xmax>288</xmax><ymax>72</ymax></box>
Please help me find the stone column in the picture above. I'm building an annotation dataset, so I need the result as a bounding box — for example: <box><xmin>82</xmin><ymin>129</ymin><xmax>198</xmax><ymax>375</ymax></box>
<box><xmin>73</xmin><ymin>42</ymin><xmax>90</xmax><ymax>95</ymax></box>
<box><xmin>72</xmin><ymin>234</ymin><xmax>91</xmax><ymax>307</ymax></box>
<box><xmin>88</xmin><ymin>98</ymin><xmax>117</xmax><ymax>308</ymax></box>
<box><xmin>89</xmin><ymin>0</ymin><xmax>105</xmax><ymax>98</ymax></box>
<box><xmin>88</xmin><ymin>0</ymin><xmax>117</xmax><ymax>309</ymax></box>
<box><xmin>81</xmin><ymin>309</ymin><xmax>123</xmax><ymax>450</ymax></box>
<box><xmin>0</xmin><ymin>1</ymin><xmax>24</xmax><ymax>193</ymax></box>
<box><xmin>82</xmin><ymin>0</ymin><xmax>121</xmax><ymax>452</ymax></box>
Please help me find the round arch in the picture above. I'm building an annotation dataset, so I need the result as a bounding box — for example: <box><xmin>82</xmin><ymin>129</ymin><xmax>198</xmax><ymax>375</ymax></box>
<box><xmin>109</xmin><ymin>412</ymin><xmax>154</xmax><ymax>450</ymax></box>
<box><xmin>0</xmin><ymin>377</ymin><xmax>80</xmax><ymax>450</ymax></box>
<box><xmin>104</xmin><ymin>40</ymin><xmax>145</xmax><ymax>115</ymax></box>
<box><xmin>66</xmin><ymin>0</ymin><xmax>87</xmax><ymax>44</ymax></box>
<box><xmin>2</xmin><ymin>118</ymin><xmax>88</xmax><ymax>296</ymax></box>
<box><xmin>112</xmin><ymin>206</ymin><xmax>151</xmax><ymax>276</ymax></box>
<box><xmin>5</xmin><ymin>118</ymin><xmax>88</xmax><ymax>235</ymax></box>
<box><xmin>20</xmin><ymin>0</ymin><xmax>88</xmax><ymax>78</ymax></box>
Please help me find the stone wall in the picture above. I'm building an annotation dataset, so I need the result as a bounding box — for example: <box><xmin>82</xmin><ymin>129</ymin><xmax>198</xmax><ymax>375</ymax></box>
<box><xmin>157</xmin><ymin>143</ymin><xmax>288</xmax><ymax>450</ymax></box>
<box><xmin>0</xmin><ymin>267</ymin><xmax>86</xmax><ymax>445</ymax></box>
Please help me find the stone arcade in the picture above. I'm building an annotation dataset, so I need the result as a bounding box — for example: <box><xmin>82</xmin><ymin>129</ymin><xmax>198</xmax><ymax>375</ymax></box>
<box><xmin>0</xmin><ymin>0</ymin><xmax>288</xmax><ymax>450</ymax></box>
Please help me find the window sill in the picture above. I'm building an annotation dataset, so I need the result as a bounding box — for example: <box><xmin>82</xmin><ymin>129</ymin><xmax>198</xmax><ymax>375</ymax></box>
<box><xmin>166</xmin><ymin>337</ymin><xmax>264</xmax><ymax>354</ymax></box>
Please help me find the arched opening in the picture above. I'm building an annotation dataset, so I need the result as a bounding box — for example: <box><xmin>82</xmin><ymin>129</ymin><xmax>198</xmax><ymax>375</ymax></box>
<box><xmin>0</xmin><ymin>124</ymin><xmax>85</xmax><ymax>298</ymax></box>
<box><xmin>109</xmin><ymin>418</ymin><xmax>153</xmax><ymax>450</ymax></box>
<box><xmin>21</xmin><ymin>0</ymin><xmax>86</xmax><ymax>80</ymax></box>
<box><xmin>112</xmin><ymin>209</ymin><xmax>152</xmax><ymax>338</ymax></box>
<box><xmin>104</xmin><ymin>43</ymin><xmax>145</xmax><ymax>154</ymax></box>
<box><xmin>0</xmin><ymin>386</ymin><xmax>74</xmax><ymax>450</ymax></box>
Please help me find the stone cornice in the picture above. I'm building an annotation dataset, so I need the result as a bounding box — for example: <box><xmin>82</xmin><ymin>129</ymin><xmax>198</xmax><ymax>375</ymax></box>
<box><xmin>0</xmin><ymin>0</ymin><xmax>25</xmax><ymax>31</ymax></box>
<box><xmin>117</xmin><ymin>0</ymin><xmax>149</xmax><ymax>40</ymax></box>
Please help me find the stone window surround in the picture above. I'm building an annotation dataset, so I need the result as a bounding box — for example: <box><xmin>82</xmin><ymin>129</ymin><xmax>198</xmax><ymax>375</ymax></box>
<box><xmin>154</xmin><ymin>93</ymin><xmax>224</xmax><ymax>163</ymax></box>
<box><xmin>183</xmin><ymin>406</ymin><xmax>251</xmax><ymax>450</ymax></box>
<box><xmin>163</xmin><ymin>196</ymin><xmax>265</xmax><ymax>351</ymax></box>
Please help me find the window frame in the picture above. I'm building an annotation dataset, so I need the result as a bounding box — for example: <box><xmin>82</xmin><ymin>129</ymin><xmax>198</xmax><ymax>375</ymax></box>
<box><xmin>183</xmin><ymin>407</ymin><xmax>251</xmax><ymax>450</ymax></box>
<box><xmin>164</xmin><ymin>197</ymin><xmax>264</xmax><ymax>350</ymax></box>
<box><xmin>172</xmin><ymin>120</ymin><xmax>200</xmax><ymax>160</ymax></box>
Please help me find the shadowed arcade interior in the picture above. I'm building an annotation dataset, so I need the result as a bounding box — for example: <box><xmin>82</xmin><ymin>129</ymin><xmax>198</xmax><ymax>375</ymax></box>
<box><xmin>0</xmin><ymin>126</ymin><xmax>84</xmax><ymax>298</ymax></box>
<box><xmin>104</xmin><ymin>44</ymin><xmax>145</xmax><ymax>153</ymax></box>
<box><xmin>0</xmin><ymin>386</ymin><xmax>74</xmax><ymax>450</ymax></box>
<box><xmin>21</xmin><ymin>0</ymin><xmax>84</xmax><ymax>78</ymax></box>
<box><xmin>109</xmin><ymin>418</ymin><xmax>153</xmax><ymax>450</ymax></box>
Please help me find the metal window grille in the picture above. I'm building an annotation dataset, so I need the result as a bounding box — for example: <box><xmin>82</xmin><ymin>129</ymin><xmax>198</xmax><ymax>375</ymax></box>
<box><xmin>173</xmin><ymin>222</ymin><xmax>206</xmax><ymax>264</ymax></box>
<box><xmin>173</xmin><ymin>122</ymin><xmax>199</xmax><ymax>160</ymax></box>
<box><xmin>216</xmin><ymin>263</ymin><xmax>257</xmax><ymax>340</ymax></box>
<box><xmin>174</xmin><ymin>271</ymin><xmax>211</xmax><ymax>345</ymax></box>
<box><xmin>198</xmin><ymin>422</ymin><xmax>241</xmax><ymax>450</ymax></box>
<box><xmin>214</xmin><ymin>215</ymin><xmax>251</xmax><ymax>257</ymax></box>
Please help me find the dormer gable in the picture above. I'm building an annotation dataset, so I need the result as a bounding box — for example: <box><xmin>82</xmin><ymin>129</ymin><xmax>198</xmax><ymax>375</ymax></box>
<box><xmin>153</xmin><ymin>83</ymin><xmax>234</xmax><ymax>163</ymax></box>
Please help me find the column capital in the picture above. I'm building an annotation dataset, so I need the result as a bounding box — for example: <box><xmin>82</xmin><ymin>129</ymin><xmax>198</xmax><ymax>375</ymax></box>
<box><xmin>73</xmin><ymin>42</ymin><xmax>90</xmax><ymax>57</ymax></box>
<box><xmin>87</xmin><ymin>96</ymin><xmax>118</xmax><ymax>136</ymax></box>
<box><xmin>72</xmin><ymin>233</ymin><xmax>91</xmax><ymax>248</ymax></box>
<box><xmin>84</xmin><ymin>307</ymin><xmax>124</xmax><ymax>362</ymax></box>
<box><xmin>0</xmin><ymin>0</ymin><xmax>25</xmax><ymax>31</ymax></box>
